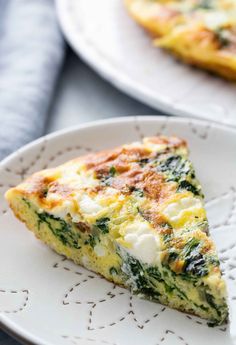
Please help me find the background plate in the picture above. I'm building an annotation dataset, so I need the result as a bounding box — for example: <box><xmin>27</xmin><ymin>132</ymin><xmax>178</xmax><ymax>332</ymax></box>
<box><xmin>56</xmin><ymin>0</ymin><xmax>236</xmax><ymax>126</ymax></box>
<box><xmin>0</xmin><ymin>116</ymin><xmax>236</xmax><ymax>345</ymax></box>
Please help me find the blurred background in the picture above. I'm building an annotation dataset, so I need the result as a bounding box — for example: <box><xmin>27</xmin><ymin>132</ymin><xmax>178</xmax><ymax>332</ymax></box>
<box><xmin>0</xmin><ymin>0</ymin><xmax>162</xmax><ymax>163</ymax></box>
<box><xmin>46</xmin><ymin>50</ymin><xmax>158</xmax><ymax>133</ymax></box>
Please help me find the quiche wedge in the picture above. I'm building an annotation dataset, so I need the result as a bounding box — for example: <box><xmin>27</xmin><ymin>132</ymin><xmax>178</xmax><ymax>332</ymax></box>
<box><xmin>125</xmin><ymin>0</ymin><xmax>236</xmax><ymax>80</ymax></box>
<box><xmin>5</xmin><ymin>136</ymin><xmax>228</xmax><ymax>325</ymax></box>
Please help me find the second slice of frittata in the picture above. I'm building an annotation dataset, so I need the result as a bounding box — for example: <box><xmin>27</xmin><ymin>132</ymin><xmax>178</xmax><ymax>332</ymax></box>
<box><xmin>5</xmin><ymin>136</ymin><xmax>228</xmax><ymax>325</ymax></box>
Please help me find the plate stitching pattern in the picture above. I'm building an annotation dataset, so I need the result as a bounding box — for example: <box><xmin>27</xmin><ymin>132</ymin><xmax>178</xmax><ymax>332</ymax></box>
<box><xmin>61</xmin><ymin>335</ymin><xmax>117</xmax><ymax>345</ymax></box>
<box><xmin>188</xmin><ymin>121</ymin><xmax>211</xmax><ymax>140</ymax></box>
<box><xmin>205</xmin><ymin>188</ymin><xmax>236</xmax><ymax>282</ymax></box>
<box><xmin>157</xmin><ymin>330</ymin><xmax>189</xmax><ymax>345</ymax></box>
<box><xmin>3</xmin><ymin>141</ymin><xmax>47</xmax><ymax>180</ymax></box>
<box><xmin>53</xmin><ymin>257</ymin><xmax>84</xmax><ymax>276</ymax></box>
<box><xmin>88</xmin><ymin>302</ymin><xmax>129</xmax><ymax>331</ymax></box>
<box><xmin>227</xmin><ymin>187</ymin><xmax>236</xmax><ymax>224</ymax></box>
<box><xmin>134</xmin><ymin>116</ymin><xmax>170</xmax><ymax>138</ymax></box>
<box><xmin>155</xmin><ymin>117</ymin><xmax>170</xmax><ymax>136</ymax></box>
<box><xmin>134</xmin><ymin>117</ymin><xmax>212</xmax><ymax>140</ymax></box>
<box><xmin>220</xmin><ymin>251</ymin><xmax>236</xmax><ymax>281</ymax></box>
<box><xmin>206</xmin><ymin>187</ymin><xmax>236</xmax><ymax>231</ymax></box>
<box><xmin>0</xmin><ymin>289</ymin><xmax>29</xmax><ymax>313</ymax></box>
<box><xmin>129</xmin><ymin>296</ymin><xmax>166</xmax><ymax>329</ymax></box>
<box><xmin>42</xmin><ymin>145</ymin><xmax>93</xmax><ymax>170</ymax></box>
<box><xmin>134</xmin><ymin>117</ymin><xmax>145</xmax><ymax>140</ymax></box>
<box><xmin>205</xmin><ymin>189</ymin><xmax>234</xmax><ymax>204</ymax></box>
<box><xmin>22</xmin><ymin>142</ymin><xmax>47</xmax><ymax>174</ymax></box>
<box><xmin>185</xmin><ymin>315</ymin><xmax>227</xmax><ymax>332</ymax></box>
<box><xmin>54</xmin><ymin>258</ymin><xmax>167</xmax><ymax>331</ymax></box>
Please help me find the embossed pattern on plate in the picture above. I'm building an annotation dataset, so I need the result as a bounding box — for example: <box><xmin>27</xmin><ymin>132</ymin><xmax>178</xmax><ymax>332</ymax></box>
<box><xmin>0</xmin><ymin>116</ymin><xmax>236</xmax><ymax>345</ymax></box>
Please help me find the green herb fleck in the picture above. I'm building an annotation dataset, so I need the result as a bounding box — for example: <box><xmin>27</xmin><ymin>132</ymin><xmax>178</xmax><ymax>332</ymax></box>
<box><xmin>215</xmin><ymin>28</ymin><xmax>231</xmax><ymax>48</ymax></box>
<box><xmin>139</xmin><ymin>158</ymin><xmax>149</xmax><ymax>167</ymax></box>
<box><xmin>194</xmin><ymin>0</ymin><xmax>213</xmax><ymax>9</ymax></box>
<box><xmin>205</xmin><ymin>292</ymin><xmax>221</xmax><ymax>317</ymax></box>
<box><xmin>41</xmin><ymin>187</ymin><xmax>48</xmax><ymax>198</ymax></box>
<box><xmin>129</xmin><ymin>186</ymin><xmax>144</xmax><ymax>197</ymax></box>
<box><xmin>22</xmin><ymin>197</ymin><xmax>31</xmax><ymax>208</ymax></box>
<box><xmin>95</xmin><ymin>217</ymin><xmax>110</xmax><ymax>234</ymax></box>
<box><xmin>178</xmin><ymin>180</ymin><xmax>200</xmax><ymax>195</ymax></box>
<box><xmin>99</xmin><ymin>166</ymin><xmax>117</xmax><ymax>186</ymax></box>
<box><xmin>84</xmin><ymin>234</ymin><xmax>98</xmax><ymax>248</ymax></box>
<box><xmin>109</xmin><ymin>166</ymin><xmax>116</xmax><ymax>177</ymax></box>
<box><xmin>109</xmin><ymin>266</ymin><xmax>119</xmax><ymax>275</ymax></box>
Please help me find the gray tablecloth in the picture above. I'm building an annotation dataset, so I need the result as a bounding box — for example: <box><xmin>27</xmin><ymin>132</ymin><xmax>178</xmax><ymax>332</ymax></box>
<box><xmin>0</xmin><ymin>0</ymin><xmax>65</xmax><ymax>161</ymax></box>
<box><xmin>0</xmin><ymin>0</ymin><xmax>64</xmax><ymax>341</ymax></box>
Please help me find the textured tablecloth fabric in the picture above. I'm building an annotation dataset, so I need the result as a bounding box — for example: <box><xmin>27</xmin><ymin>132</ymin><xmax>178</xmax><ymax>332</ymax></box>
<box><xmin>0</xmin><ymin>0</ymin><xmax>65</xmax><ymax>161</ymax></box>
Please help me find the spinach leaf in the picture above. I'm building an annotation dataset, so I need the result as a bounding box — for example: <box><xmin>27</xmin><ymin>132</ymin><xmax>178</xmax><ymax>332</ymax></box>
<box><xmin>99</xmin><ymin>166</ymin><xmax>117</xmax><ymax>186</ymax></box>
<box><xmin>182</xmin><ymin>238</ymin><xmax>208</xmax><ymax>277</ymax></box>
<box><xmin>194</xmin><ymin>0</ymin><xmax>213</xmax><ymax>9</ymax></box>
<box><xmin>205</xmin><ymin>292</ymin><xmax>221</xmax><ymax>317</ymax></box>
<box><xmin>22</xmin><ymin>197</ymin><xmax>31</xmax><ymax>208</ymax></box>
<box><xmin>178</xmin><ymin>180</ymin><xmax>200</xmax><ymax>195</ymax></box>
<box><xmin>157</xmin><ymin>154</ymin><xmax>201</xmax><ymax>196</ymax></box>
<box><xmin>139</xmin><ymin>158</ymin><xmax>150</xmax><ymax>167</ymax></box>
<box><xmin>95</xmin><ymin>217</ymin><xmax>110</xmax><ymax>234</ymax></box>
<box><xmin>37</xmin><ymin>212</ymin><xmax>81</xmax><ymax>249</ymax></box>
<box><xmin>122</xmin><ymin>254</ymin><xmax>161</xmax><ymax>299</ymax></box>
<box><xmin>84</xmin><ymin>234</ymin><xmax>98</xmax><ymax>248</ymax></box>
<box><xmin>157</xmin><ymin>155</ymin><xmax>192</xmax><ymax>181</ymax></box>
<box><xmin>109</xmin><ymin>166</ymin><xmax>116</xmax><ymax>177</ymax></box>
<box><xmin>214</xmin><ymin>28</ymin><xmax>231</xmax><ymax>48</ymax></box>
<box><xmin>109</xmin><ymin>266</ymin><xmax>119</xmax><ymax>275</ymax></box>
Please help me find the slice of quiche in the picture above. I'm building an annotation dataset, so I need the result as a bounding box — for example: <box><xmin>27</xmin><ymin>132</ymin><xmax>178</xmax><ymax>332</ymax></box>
<box><xmin>5</xmin><ymin>136</ymin><xmax>228</xmax><ymax>325</ymax></box>
<box><xmin>125</xmin><ymin>0</ymin><xmax>236</xmax><ymax>80</ymax></box>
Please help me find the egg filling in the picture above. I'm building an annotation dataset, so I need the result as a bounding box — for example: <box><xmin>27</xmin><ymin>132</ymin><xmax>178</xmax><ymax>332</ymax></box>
<box><xmin>6</xmin><ymin>136</ymin><xmax>228</xmax><ymax>325</ymax></box>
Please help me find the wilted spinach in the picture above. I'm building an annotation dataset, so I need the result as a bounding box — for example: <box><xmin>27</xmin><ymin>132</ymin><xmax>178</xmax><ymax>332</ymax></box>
<box><xmin>37</xmin><ymin>212</ymin><xmax>81</xmax><ymax>249</ymax></box>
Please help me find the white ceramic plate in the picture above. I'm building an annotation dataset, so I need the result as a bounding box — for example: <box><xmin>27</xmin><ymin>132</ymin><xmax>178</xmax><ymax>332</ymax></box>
<box><xmin>0</xmin><ymin>116</ymin><xmax>236</xmax><ymax>345</ymax></box>
<box><xmin>56</xmin><ymin>0</ymin><xmax>236</xmax><ymax>126</ymax></box>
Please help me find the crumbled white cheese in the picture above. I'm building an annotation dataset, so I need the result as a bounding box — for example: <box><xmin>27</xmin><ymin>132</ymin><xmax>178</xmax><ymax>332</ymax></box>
<box><xmin>105</xmin><ymin>187</ymin><xmax>119</xmax><ymax>196</ymax></box>
<box><xmin>79</xmin><ymin>195</ymin><xmax>102</xmax><ymax>215</ymax></box>
<box><xmin>204</xmin><ymin>11</ymin><xmax>229</xmax><ymax>30</ymax></box>
<box><xmin>81</xmin><ymin>255</ymin><xmax>90</xmax><ymax>267</ymax></box>
<box><xmin>46</xmin><ymin>192</ymin><xmax>62</xmax><ymax>202</ymax></box>
<box><xmin>122</xmin><ymin>221</ymin><xmax>161</xmax><ymax>265</ymax></box>
<box><xmin>162</xmin><ymin>196</ymin><xmax>203</xmax><ymax>224</ymax></box>
<box><xmin>60</xmin><ymin>169</ymin><xmax>98</xmax><ymax>189</ymax></box>
<box><xmin>94</xmin><ymin>244</ymin><xmax>106</xmax><ymax>257</ymax></box>
<box><xmin>48</xmin><ymin>199</ymin><xmax>74</xmax><ymax>218</ymax></box>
